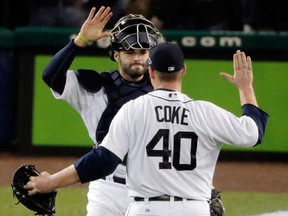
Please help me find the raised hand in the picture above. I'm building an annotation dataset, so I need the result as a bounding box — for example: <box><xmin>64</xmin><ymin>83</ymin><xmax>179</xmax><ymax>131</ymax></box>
<box><xmin>220</xmin><ymin>50</ymin><xmax>253</xmax><ymax>89</ymax></box>
<box><xmin>75</xmin><ymin>7</ymin><xmax>114</xmax><ymax>47</ymax></box>
<box><xmin>220</xmin><ymin>50</ymin><xmax>258</xmax><ymax>106</ymax></box>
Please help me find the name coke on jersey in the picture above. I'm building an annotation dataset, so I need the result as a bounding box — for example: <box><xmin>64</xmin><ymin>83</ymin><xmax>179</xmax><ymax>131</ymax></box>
<box><xmin>154</xmin><ymin>105</ymin><xmax>189</xmax><ymax>125</ymax></box>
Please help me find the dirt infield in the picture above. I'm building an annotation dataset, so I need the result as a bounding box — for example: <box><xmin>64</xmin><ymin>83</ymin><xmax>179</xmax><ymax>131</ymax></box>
<box><xmin>1</xmin><ymin>151</ymin><xmax>288</xmax><ymax>193</ymax></box>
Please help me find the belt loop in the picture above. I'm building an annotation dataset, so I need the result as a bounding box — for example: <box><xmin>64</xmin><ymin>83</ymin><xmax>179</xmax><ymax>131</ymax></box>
<box><xmin>183</xmin><ymin>198</ymin><xmax>188</xmax><ymax>207</ymax></box>
<box><xmin>106</xmin><ymin>175</ymin><xmax>112</xmax><ymax>182</ymax></box>
<box><xmin>169</xmin><ymin>196</ymin><xmax>174</xmax><ymax>207</ymax></box>
<box><xmin>144</xmin><ymin>198</ymin><xmax>149</xmax><ymax>204</ymax></box>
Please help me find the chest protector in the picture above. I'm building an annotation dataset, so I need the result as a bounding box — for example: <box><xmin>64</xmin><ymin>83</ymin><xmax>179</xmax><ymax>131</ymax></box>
<box><xmin>76</xmin><ymin>69</ymin><xmax>152</xmax><ymax>165</ymax></box>
<box><xmin>76</xmin><ymin>69</ymin><xmax>152</xmax><ymax>142</ymax></box>
<box><xmin>97</xmin><ymin>71</ymin><xmax>152</xmax><ymax>143</ymax></box>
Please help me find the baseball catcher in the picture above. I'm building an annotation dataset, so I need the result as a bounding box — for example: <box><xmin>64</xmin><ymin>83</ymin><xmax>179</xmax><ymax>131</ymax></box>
<box><xmin>11</xmin><ymin>164</ymin><xmax>57</xmax><ymax>216</ymax></box>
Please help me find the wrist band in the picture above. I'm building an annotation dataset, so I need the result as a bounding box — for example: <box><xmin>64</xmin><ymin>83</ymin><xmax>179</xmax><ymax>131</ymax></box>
<box><xmin>78</xmin><ymin>33</ymin><xmax>93</xmax><ymax>45</ymax></box>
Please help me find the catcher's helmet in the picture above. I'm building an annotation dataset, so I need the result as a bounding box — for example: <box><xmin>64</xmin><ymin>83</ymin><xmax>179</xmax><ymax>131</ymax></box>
<box><xmin>109</xmin><ymin>14</ymin><xmax>164</xmax><ymax>61</ymax></box>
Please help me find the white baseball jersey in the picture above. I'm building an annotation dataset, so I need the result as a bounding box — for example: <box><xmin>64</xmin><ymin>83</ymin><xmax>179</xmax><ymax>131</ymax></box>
<box><xmin>101</xmin><ymin>89</ymin><xmax>259</xmax><ymax>200</ymax></box>
<box><xmin>52</xmin><ymin>70</ymin><xmax>131</xmax><ymax>216</ymax></box>
<box><xmin>52</xmin><ymin>70</ymin><xmax>107</xmax><ymax>144</ymax></box>
<box><xmin>52</xmin><ymin>70</ymin><xmax>127</xmax><ymax>177</ymax></box>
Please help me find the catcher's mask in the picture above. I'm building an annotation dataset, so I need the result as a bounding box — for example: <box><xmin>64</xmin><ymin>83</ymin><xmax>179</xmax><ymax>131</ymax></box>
<box><xmin>108</xmin><ymin>14</ymin><xmax>164</xmax><ymax>61</ymax></box>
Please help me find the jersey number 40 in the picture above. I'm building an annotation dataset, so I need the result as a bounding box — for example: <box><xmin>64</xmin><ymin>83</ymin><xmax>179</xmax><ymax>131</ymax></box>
<box><xmin>146</xmin><ymin>129</ymin><xmax>198</xmax><ymax>171</ymax></box>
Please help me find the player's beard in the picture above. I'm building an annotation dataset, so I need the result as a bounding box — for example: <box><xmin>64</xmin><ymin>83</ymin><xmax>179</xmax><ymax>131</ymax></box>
<box><xmin>121</xmin><ymin>63</ymin><xmax>148</xmax><ymax>79</ymax></box>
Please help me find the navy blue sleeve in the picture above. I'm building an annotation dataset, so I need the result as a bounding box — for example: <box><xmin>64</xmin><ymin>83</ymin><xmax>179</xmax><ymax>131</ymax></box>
<box><xmin>42</xmin><ymin>40</ymin><xmax>81</xmax><ymax>94</ymax></box>
<box><xmin>74</xmin><ymin>146</ymin><xmax>122</xmax><ymax>183</ymax></box>
<box><xmin>242</xmin><ymin>104</ymin><xmax>269</xmax><ymax>145</ymax></box>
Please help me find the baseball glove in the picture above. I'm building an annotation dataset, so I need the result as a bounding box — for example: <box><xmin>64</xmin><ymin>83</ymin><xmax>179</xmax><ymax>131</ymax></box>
<box><xmin>11</xmin><ymin>164</ymin><xmax>57</xmax><ymax>216</ymax></box>
<box><xmin>210</xmin><ymin>189</ymin><xmax>225</xmax><ymax>216</ymax></box>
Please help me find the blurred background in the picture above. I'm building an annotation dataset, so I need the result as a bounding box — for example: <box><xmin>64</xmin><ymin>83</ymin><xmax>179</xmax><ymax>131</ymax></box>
<box><xmin>1</xmin><ymin>0</ymin><xmax>288</xmax><ymax>31</ymax></box>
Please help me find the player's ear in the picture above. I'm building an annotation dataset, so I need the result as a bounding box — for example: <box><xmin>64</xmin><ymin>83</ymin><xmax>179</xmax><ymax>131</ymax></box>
<box><xmin>114</xmin><ymin>51</ymin><xmax>120</xmax><ymax>62</ymax></box>
<box><xmin>181</xmin><ymin>64</ymin><xmax>187</xmax><ymax>76</ymax></box>
<box><xmin>148</xmin><ymin>67</ymin><xmax>155</xmax><ymax>79</ymax></box>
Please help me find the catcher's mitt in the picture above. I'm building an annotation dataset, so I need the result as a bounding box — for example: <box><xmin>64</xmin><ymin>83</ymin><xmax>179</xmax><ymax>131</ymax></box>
<box><xmin>11</xmin><ymin>164</ymin><xmax>57</xmax><ymax>216</ymax></box>
<box><xmin>210</xmin><ymin>189</ymin><xmax>225</xmax><ymax>216</ymax></box>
